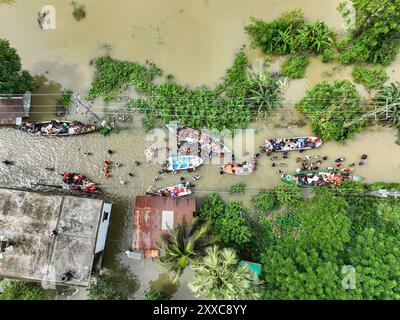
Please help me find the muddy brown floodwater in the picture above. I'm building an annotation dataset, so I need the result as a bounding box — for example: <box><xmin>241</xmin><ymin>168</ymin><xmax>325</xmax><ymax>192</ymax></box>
<box><xmin>1</xmin><ymin>0</ymin><xmax>400</xmax><ymax>297</ymax></box>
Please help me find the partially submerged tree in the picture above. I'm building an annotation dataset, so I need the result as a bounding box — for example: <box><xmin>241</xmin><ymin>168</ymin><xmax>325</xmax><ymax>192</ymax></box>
<box><xmin>189</xmin><ymin>246</ymin><xmax>261</xmax><ymax>300</ymax></box>
<box><xmin>88</xmin><ymin>274</ymin><xmax>129</xmax><ymax>300</ymax></box>
<box><xmin>338</xmin><ymin>0</ymin><xmax>400</xmax><ymax>65</ymax></box>
<box><xmin>158</xmin><ymin>217</ymin><xmax>217</xmax><ymax>283</ymax></box>
<box><xmin>0</xmin><ymin>39</ymin><xmax>34</xmax><ymax>95</ymax></box>
<box><xmin>296</xmin><ymin>80</ymin><xmax>367</xmax><ymax>141</ymax></box>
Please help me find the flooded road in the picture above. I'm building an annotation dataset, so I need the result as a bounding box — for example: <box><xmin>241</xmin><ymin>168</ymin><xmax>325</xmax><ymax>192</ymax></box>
<box><xmin>1</xmin><ymin>0</ymin><xmax>400</xmax><ymax>297</ymax></box>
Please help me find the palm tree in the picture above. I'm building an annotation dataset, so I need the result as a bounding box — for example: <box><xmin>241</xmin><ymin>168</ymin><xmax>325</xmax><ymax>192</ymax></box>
<box><xmin>246</xmin><ymin>71</ymin><xmax>284</xmax><ymax>116</ymax></box>
<box><xmin>189</xmin><ymin>246</ymin><xmax>262</xmax><ymax>300</ymax></box>
<box><xmin>157</xmin><ymin>217</ymin><xmax>217</xmax><ymax>283</ymax></box>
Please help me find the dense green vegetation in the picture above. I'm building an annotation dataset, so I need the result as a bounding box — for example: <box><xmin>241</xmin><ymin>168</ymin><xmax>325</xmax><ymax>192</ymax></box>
<box><xmin>157</xmin><ymin>180</ymin><xmax>400</xmax><ymax>299</ymax></box>
<box><xmin>245</xmin><ymin>9</ymin><xmax>335</xmax><ymax>65</ymax></box>
<box><xmin>199</xmin><ymin>194</ymin><xmax>252</xmax><ymax>251</ymax></box>
<box><xmin>88</xmin><ymin>52</ymin><xmax>283</xmax><ymax>132</ymax></box>
<box><xmin>374</xmin><ymin>82</ymin><xmax>400</xmax><ymax>127</ymax></box>
<box><xmin>0</xmin><ymin>39</ymin><xmax>34</xmax><ymax>95</ymax></box>
<box><xmin>275</xmin><ymin>183</ymin><xmax>301</xmax><ymax>206</ymax></box>
<box><xmin>252</xmin><ymin>191</ymin><xmax>277</xmax><ymax>212</ymax></box>
<box><xmin>338</xmin><ymin>0</ymin><xmax>400</xmax><ymax>66</ymax></box>
<box><xmin>281</xmin><ymin>54</ymin><xmax>310</xmax><ymax>79</ymax></box>
<box><xmin>189</xmin><ymin>246</ymin><xmax>261</xmax><ymax>300</ymax></box>
<box><xmin>352</xmin><ymin>65</ymin><xmax>388</xmax><ymax>90</ymax></box>
<box><xmin>143</xmin><ymin>289</ymin><xmax>170</xmax><ymax>300</ymax></box>
<box><xmin>261</xmin><ymin>187</ymin><xmax>400</xmax><ymax>299</ymax></box>
<box><xmin>0</xmin><ymin>280</ymin><xmax>46</xmax><ymax>300</ymax></box>
<box><xmin>88</xmin><ymin>273</ymin><xmax>129</xmax><ymax>300</ymax></box>
<box><xmin>296</xmin><ymin>80</ymin><xmax>368</xmax><ymax>141</ymax></box>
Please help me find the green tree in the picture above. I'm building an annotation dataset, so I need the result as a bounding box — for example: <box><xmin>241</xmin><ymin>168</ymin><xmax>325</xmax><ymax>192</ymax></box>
<box><xmin>246</xmin><ymin>70</ymin><xmax>283</xmax><ymax>114</ymax></box>
<box><xmin>346</xmin><ymin>228</ymin><xmax>400</xmax><ymax>299</ymax></box>
<box><xmin>189</xmin><ymin>246</ymin><xmax>261</xmax><ymax>300</ymax></box>
<box><xmin>158</xmin><ymin>217</ymin><xmax>217</xmax><ymax>282</ymax></box>
<box><xmin>352</xmin><ymin>65</ymin><xmax>388</xmax><ymax>90</ymax></box>
<box><xmin>88</xmin><ymin>274</ymin><xmax>129</xmax><ymax>300</ymax></box>
<box><xmin>262</xmin><ymin>190</ymin><xmax>352</xmax><ymax>299</ymax></box>
<box><xmin>252</xmin><ymin>191</ymin><xmax>277</xmax><ymax>212</ymax></box>
<box><xmin>0</xmin><ymin>280</ymin><xmax>46</xmax><ymax>300</ymax></box>
<box><xmin>214</xmin><ymin>202</ymin><xmax>252</xmax><ymax>251</ymax></box>
<box><xmin>338</xmin><ymin>0</ymin><xmax>400</xmax><ymax>65</ymax></box>
<box><xmin>0</xmin><ymin>39</ymin><xmax>34</xmax><ymax>95</ymax></box>
<box><xmin>296</xmin><ymin>80</ymin><xmax>367</xmax><ymax>141</ymax></box>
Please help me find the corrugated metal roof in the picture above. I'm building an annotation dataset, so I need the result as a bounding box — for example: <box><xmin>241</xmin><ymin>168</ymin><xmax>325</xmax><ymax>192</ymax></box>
<box><xmin>132</xmin><ymin>196</ymin><xmax>196</xmax><ymax>253</ymax></box>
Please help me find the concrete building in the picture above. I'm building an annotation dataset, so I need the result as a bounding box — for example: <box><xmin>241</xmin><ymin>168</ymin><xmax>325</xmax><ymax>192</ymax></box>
<box><xmin>0</xmin><ymin>188</ymin><xmax>111</xmax><ymax>287</ymax></box>
<box><xmin>0</xmin><ymin>93</ymin><xmax>31</xmax><ymax>125</ymax></box>
<box><xmin>132</xmin><ymin>196</ymin><xmax>195</xmax><ymax>259</ymax></box>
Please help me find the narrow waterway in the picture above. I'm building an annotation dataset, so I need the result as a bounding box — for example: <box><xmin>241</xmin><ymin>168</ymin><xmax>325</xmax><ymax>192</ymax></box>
<box><xmin>1</xmin><ymin>0</ymin><xmax>400</xmax><ymax>297</ymax></box>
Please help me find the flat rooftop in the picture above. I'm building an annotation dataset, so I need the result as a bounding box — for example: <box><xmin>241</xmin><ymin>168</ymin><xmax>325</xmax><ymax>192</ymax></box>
<box><xmin>0</xmin><ymin>188</ymin><xmax>107</xmax><ymax>286</ymax></box>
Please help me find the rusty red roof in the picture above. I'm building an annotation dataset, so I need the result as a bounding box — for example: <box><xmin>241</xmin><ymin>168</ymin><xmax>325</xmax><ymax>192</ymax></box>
<box><xmin>132</xmin><ymin>196</ymin><xmax>196</xmax><ymax>253</ymax></box>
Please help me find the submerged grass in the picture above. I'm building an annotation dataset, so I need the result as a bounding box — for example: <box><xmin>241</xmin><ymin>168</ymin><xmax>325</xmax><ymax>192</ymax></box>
<box><xmin>88</xmin><ymin>52</ymin><xmax>283</xmax><ymax>132</ymax></box>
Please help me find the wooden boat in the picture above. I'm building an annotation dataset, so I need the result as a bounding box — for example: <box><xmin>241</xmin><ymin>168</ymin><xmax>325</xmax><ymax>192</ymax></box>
<box><xmin>150</xmin><ymin>182</ymin><xmax>192</xmax><ymax>197</ymax></box>
<box><xmin>222</xmin><ymin>159</ymin><xmax>257</xmax><ymax>175</ymax></box>
<box><xmin>19</xmin><ymin>120</ymin><xmax>96</xmax><ymax>136</ymax></box>
<box><xmin>166</xmin><ymin>123</ymin><xmax>231</xmax><ymax>155</ymax></box>
<box><xmin>61</xmin><ymin>172</ymin><xmax>100</xmax><ymax>193</ymax></box>
<box><xmin>166</xmin><ymin>156</ymin><xmax>203</xmax><ymax>172</ymax></box>
<box><xmin>282</xmin><ymin>170</ymin><xmax>364</xmax><ymax>188</ymax></box>
<box><xmin>262</xmin><ymin>136</ymin><xmax>323</xmax><ymax>153</ymax></box>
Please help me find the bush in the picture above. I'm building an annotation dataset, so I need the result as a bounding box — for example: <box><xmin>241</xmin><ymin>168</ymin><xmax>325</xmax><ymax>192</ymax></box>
<box><xmin>99</xmin><ymin>126</ymin><xmax>112</xmax><ymax>136</ymax></box>
<box><xmin>88</xmin><ymin>274</ymin><xmax>129</xmax><ymax>300</ymax></box>
<box><xmin>352</xmin><ymin>65</ymin><xmax>388</xmax><ymax>90</ymax></box>
<box><xmin>275</xmin><ymin>208</ymin><xmax>300</xmax><ymax>235</ymax></box>
<box><xmin>198</xmin><ymin>193</ymin><xmax>226</xmax><ymax>221</ymax></box>
<box><xmin>296</xmin><ymin>80</ymin><xmax>367</xmax><ymax>141</ymax></box>
<box><xmin>252</xmin><ymin>191</ymin><xmax>277</xmax><ymax>212</ymax></box>
<box><xmin>281</xmin><ymin>54</ymin><xmax>310</xmax><ymax>79</ymax></box>
<box><xmin>144</xmin><ymin>289</ymin><xmax>170</xmax><ymax>300</ymax></box>
<box><xmin>275</xmin><ymin>184</ymin><xmax>301</xmax><ymax>206</ymax></box>
<box><xmin>0</xmin><ymin>38</ymin><xmax>34</xmax><ymax>94</ymax></box>
<box><xmin>214</xmin><ymin>202</ymin><xmax>252</xmax><ymax>250</ymax></box>
<box><xmin>229</xmin><ymin>183</ymin><xmax>246</xmax><ymax>195</ymax></box>
<box><xmin>0</xmin><ymin>280</ymin><xmax>46</xmax><ymax>300</ymax></box>
<box><xmin>88</xmin><ymin>53</ymin><xmax>257</xmax><ymax>131</ymax></box>
<box><xmin>245</xmin><ymin>11</ymin><xmax>335</xmax><ymax>57</ymax></box>
<box><xmin>60</xmin><ymin>89</ymin><xmax>73</xmax><ymax>109</ymax></box>
<box><xmin>322</xmin><ymin>49</ymin><xmax>334</xmax><ymax>63</ymax></box>
<box><xmin>72</xmin><ymin>2</ymin><xmax>86</xmax><ymax>21</ymax></box>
